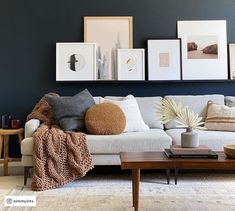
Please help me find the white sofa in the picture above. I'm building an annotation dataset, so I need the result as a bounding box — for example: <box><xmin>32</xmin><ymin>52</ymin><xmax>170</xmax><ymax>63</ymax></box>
<box><xmin>21</xmin><ymin>94</ymin><xmax>235</xmax><ymax>185</ymax></box>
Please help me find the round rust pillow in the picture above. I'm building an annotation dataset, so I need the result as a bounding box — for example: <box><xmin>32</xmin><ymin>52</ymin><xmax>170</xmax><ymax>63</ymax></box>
<box><xmin>85</xmin><ymin>103</ymin><xmax>126</xmax><ymax>135</ymax></box>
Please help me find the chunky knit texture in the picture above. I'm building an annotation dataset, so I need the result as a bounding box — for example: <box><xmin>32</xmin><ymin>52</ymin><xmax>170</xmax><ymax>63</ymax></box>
<box><xmin>27</xmin><ymin>93</ymin><xmax>93</xmax><ymax>191</ymax></box>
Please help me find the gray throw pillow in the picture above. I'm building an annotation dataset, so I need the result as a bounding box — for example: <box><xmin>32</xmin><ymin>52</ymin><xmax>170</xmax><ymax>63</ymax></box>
<box><xmin>45</xmin><ymin>89</ymin><xmax>95</xmax><ymax>132</ymax></box>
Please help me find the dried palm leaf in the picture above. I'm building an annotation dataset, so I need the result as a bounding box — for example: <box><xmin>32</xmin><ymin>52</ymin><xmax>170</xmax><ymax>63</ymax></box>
<box><xmin>159</xmin><ymin>98</ymin><xmax>206</xmax><ymax>130</ymax></box>
<box><xmin>175</xmin><ymin>107</ymin><xmax>206</xmax><ymax>130</ymax></box>
<box><xmin>159</xmin><ymin>98</ymin><xmax>185</xmax><ymax>124</ymax></box>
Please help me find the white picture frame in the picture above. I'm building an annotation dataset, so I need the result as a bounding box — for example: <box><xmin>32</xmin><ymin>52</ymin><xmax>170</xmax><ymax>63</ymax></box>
<box><xmin>229</xmin><ymin>44</ymin><xmax>235</xmax><ymax>79</ymax></box>
<box><xmin>56</xmin><ymin>43</ymin><xmax>96</xmax><ymax>81</ymax></box>
<box><xmin>84</xmin><ymin>16</ymin><xmax>133</xmax><ymax>80</ymax></box>
<box><xmin>148</xmin><ymin>39</ymin><xmax>181</xmax><ymax>80</ymax></box>
<box><xmin>117</xmin><ymin>49</ymin><xmax>145</xmax><ymax>80</ymax></box>
<box><xmin>178</xmin><ymin>20</ymin><xmax>228</xmax><ymax>80</ymax></box>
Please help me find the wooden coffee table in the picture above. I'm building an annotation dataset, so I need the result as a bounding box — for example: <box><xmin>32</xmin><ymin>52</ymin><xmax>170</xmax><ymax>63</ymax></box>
<box><xmin>120</xmin><ymin>151</ymin><xmax>235</xmax><ymax>211</ymax></box>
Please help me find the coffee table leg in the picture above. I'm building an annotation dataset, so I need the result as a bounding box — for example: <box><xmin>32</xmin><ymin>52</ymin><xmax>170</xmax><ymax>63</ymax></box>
<box><xmin>132</xmin><ymin>169</ymin><xmax>140</xmax><ymax>211</ymax></box>
<box><xmin>166</xmin><ymin>169</ymin><xmax>170</xmax><ymax>184</ymax></box>
<box><xmin>175</xmin><ymin>168</ymin><xmax>179</xmax><ymax>185</ymax></box>
<box><xmin>132</xmin><ymin>170</ymin><xmax>135</xmax><ymax>207</ymax></box>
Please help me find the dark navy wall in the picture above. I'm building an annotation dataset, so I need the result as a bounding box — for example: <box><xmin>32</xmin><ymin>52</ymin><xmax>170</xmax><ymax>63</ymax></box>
<box><xmin>1</xmin><ymin>0</ymin><xmax>235</xmax><ymax>156</ymax></box>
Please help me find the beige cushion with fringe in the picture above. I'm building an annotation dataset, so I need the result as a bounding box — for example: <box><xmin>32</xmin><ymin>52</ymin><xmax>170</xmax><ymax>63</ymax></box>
<box><xmin>205</xmin><ymin>101</ymin><xmax>235</xmax><ymax>132</ymax></box>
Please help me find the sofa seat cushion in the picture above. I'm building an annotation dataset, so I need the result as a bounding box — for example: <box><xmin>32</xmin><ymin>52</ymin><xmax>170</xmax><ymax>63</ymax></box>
<box><xmin>87</xmin><ymin>129</ymin><xmax>172</xmax><ymax>154</ymax></box>
<box><xmin>21</xmin><ymin>129</ymin><xmax>172</xmax><ymax>155</ymax></box>
<box><xmin>166</xmin><ymin>129</ymin><xmax>235</xmax><ymax>151</ymax></box>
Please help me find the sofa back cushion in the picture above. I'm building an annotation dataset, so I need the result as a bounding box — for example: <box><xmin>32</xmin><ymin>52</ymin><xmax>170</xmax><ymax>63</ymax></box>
<box><xmin>164</xmin><ymin>95</ymin><xmax>224</xmax><ymax>129</ymax></box>
<box><xmin>103</xmin><ymin>95</ymin><xmax>150</xmax><ymax>132</ymax></box>
<box><xmin>225</xmin><ymin>96</ymin><xmax>235</xmax><ymax>107</ymax></box>
<box><xmin>135</xmin><ymin>97</ymin><xmax>163</xmax><ymax>129</ymax></box>
<box><xmin>104</xmin><ymin>96</ymin><xmax>163</xmax><ymax>129</ymax></box>
<box><xmin>93</xmin><ymin>97</ymin><xmax>103</xmax><ymax>104</ymax></box>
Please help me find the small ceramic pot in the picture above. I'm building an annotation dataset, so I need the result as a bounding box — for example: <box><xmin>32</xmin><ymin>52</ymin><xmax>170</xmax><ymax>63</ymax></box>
<box><xmin>181</xmin><ymin>127</ymin><xmax>199</xmax><ymax>148</ymax></box>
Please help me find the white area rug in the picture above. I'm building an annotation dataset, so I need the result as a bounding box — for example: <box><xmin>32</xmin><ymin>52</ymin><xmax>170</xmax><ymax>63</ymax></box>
<box><xmin>1</xmin><ymin>173</ymin><xmax>235</xmax><ymax>211</ymax></box>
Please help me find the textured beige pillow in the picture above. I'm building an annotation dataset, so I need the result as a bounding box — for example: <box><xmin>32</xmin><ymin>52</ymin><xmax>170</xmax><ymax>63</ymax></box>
<box><xmin>85</xmin><ymin>103</ymin><xmax>126</xmax><ymax>135</ymax></box>
<box><xmin>205</xmin><ymin>101</ymin><xmax>235</xmax><ymax>131</ymax></box>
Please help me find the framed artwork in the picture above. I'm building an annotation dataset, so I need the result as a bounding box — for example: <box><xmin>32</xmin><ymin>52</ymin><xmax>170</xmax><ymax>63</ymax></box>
<box><xmin>117</xmin><ymin>49</ymin><xmax>145</xmax><ymax>80</ymax></box>
<box><xmin>177</xmin><ymin>20</ymin><xmax>228</xmax><ymax>80</ymax></box>
<box><xmin>229</xmin><ymin>44</ymin><xmax>235</xmax><ymax>79</ymax></box>
<box><xmin>84</xmin><ymin>16</ymin><xmax>133</xmax><ymax>80</ymax></box>
<box><xmin>56</xmin><ymin>43</ymin><xmax>96</xmax><ymax>81</ymax></box>
<box><xmin>148</xmin><ymin>39</ymin><xmax>181</xmax><ymax>80</ymax></box>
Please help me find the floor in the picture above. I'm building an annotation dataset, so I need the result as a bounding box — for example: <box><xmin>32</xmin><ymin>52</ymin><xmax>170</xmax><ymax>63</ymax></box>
<box><xmin>1</xmin><ymin>164</ymin><xmax>235</xmax><ymax>211</ymax></box>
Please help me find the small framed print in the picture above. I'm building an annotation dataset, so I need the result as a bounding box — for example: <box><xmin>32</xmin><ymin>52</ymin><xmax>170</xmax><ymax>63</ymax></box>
<box><xmin>178</xmin><ymin>20</ymin><xmax>228</xmax><ymax>80</ymax></box>
<box><xmin>56</xmin><ymin>43</ymin><xmax>96</xmax><ymax>81</ymax></box>
<box><xmin>148</xmin><ymin>39</ymin><xmax>181</xmax><ymax>80</ymax></box>
<box><xmin>117</xmin><ymin>49</ymin><xmax>145</xmax><ymax>80</ymax></box>
<box><xmin>229</xmin><ymin>44</ymin><xmax>235</xmax><ymax>79</ymax></box>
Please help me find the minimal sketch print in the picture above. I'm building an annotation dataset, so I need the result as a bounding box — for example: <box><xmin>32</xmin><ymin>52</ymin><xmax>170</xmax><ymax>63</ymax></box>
<box><xmin>148</xmin><ymin>39</ymin><xmax>181</xmax><ymax>80</ymax></box>
<box><xmin>126</xmin><ymin>57</ymin><xmax>137</xmax><ymax>72</ymax></box>
<box><xmin>67</xmin><ymin>54</ymin><xmax>86</xmax><ymax>71</ymax></box>
<box><xmin>159</xmin><ymin>53</ymin><xmax>170</xmax><ymax>67</ymax></box>
<box><xmin>117</xmin><ymin>49</ymin><xmax>144</xmax><ymax>80</ymax></box>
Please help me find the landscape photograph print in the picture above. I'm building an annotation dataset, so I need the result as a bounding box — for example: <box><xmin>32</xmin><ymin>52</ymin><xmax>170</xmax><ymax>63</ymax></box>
<box><xmin>187</xmin><ymin>35</ymin><xmax>218</xmax><ymax>59</ymax></box>
<box><xmin>178</xmin><ymin>20</ymin><xmax>227</xmax><ymax>80</ymax></box>
<box><xmin>84</xmin><ymin>16</ymin><xmax>133</xmax><ymax>80</ymax></box>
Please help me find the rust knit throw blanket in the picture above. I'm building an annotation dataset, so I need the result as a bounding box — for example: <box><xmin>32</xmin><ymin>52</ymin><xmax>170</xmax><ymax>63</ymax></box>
<box><xmin>27</xmin><ymin>93</ymin><xmax>93</xmax><ymax>191</ymax></box>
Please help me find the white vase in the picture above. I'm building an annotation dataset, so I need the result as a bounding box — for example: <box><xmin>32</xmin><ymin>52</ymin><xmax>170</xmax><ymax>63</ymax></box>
<box><xmin>181</xmin><ymin>127</ymin><xmax>199</xmax><ymax>148</ymax></box>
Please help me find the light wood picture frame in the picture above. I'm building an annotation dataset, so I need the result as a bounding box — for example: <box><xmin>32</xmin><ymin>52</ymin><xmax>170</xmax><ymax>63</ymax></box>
<box><xmin>229</xmin><ymin>44</ymin><xmax>235</xmax><ymax>79</ymax></box>
<box><xmin>84</xmin><ymin>16</ymin><xmax>133</xmax><ymax>80</ymax></box>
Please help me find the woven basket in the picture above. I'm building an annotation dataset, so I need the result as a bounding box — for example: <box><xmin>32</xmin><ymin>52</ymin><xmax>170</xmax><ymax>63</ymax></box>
<box><xmin>224</xmin><ymin>145</ymin><xmax>235</xmax><ymax>159</ymax></box>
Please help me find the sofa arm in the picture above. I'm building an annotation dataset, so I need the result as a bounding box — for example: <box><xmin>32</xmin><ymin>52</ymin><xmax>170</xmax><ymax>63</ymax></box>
<box><xmin>25</xmin><ymin>119</ymin><xmax>40</xmax><ymax>138</ymax></box>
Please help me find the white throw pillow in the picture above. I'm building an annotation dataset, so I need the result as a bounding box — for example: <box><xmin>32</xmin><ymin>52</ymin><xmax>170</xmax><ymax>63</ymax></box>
<box><xmin>101</xmin><ymin>95</ymin><xmax>150</xmax><ymax>132</ymax></box>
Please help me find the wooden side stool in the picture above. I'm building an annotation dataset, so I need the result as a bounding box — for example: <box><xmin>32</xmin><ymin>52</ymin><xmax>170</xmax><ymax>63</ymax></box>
<box><xmin>0</xmin><ymin>128</ymin><xmax>24</xmax><ymax>176</ymax></box>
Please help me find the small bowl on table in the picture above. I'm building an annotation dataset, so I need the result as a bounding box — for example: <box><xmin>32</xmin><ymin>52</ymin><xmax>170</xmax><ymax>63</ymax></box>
<box><xmin>224</xmin><ymin>145</ymin><xmax>235</xmax><ymax>159</ymax></box>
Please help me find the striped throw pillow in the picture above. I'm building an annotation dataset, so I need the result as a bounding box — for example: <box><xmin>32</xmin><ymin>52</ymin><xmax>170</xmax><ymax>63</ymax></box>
<box><xmin>205</xmin><ymin>101</ymin><xmax>235</xmax><ymax>131</ymax></box>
